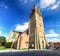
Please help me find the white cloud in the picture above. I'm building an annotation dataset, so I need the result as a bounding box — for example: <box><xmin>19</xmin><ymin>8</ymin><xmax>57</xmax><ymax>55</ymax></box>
<box><xmin>50</xmin><ymin>2</ymin><xmax>59</xmax><ymax>10</ymax></box>
<box><xmin>46</xmin><ymin>29</ymin><xmax>60</xmax><ymax>42</ymax></box>
<box><xmin>48</xmin><ymin>38</ymin><xmax>60</xmax><ymax>42</ymax></box>
<box><xmin>46</xmin><ymin>29</ymin><xmax>59</xmax><ymax>37</ymax></box>
<box><xmin>49</xmin><ymin>29</ymin><xmax>56</xmax><ymax>34</ymax></box>
<box><xmin>40</xmin><ymin>0</ymin><xmax>56</xmax><ymax>9</ymax></box>
<box><xmin>0</xmin><ymin>30</ymin><xmax>2</xmax><ymax>35</ymax></box>
<box><xmin>51</xmin><ymin>4</ymin><xmax>58</xmax><ymax>10</ymax></box>
<box><xmin>15</xmin><ymin>22</ymin><xmax>28</xmax><ymax>32</ymax></box>
<box><xmin>0</xmin><ymin>2</ymin><xmax>8</xmax><ymax>9</ymax></box>
<box><xmin>39</xmin><ymin>0</ymin><xmax>60</xmax><ymax>10</ymax></box>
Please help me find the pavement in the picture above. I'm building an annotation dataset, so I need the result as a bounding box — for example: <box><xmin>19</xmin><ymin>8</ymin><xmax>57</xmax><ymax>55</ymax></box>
<box><xmin>0</xmin><ymin>49</ymin><xmax>53</xmax><ymax>53</ymax></box>
<box><xmin>0</xmin><ymin>49</ymin><xmax>28</xmax><ymax>53</ymax></box>
<box><xmin>0</xmin><ymin>50</ymin><xmax>60</xmax><ymax>56</ymax></box>
<box><xmin>0</xmin><ymin>49</ymin><xmax>60</xmax><ymax>56</ymax></box>
<box><xmin>0</xmin><ymin>47</ymin><xmax>55</xmax><ymax>53</ymax></box>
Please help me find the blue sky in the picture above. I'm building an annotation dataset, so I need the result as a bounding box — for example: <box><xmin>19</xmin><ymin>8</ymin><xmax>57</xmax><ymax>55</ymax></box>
<box><xmin>0</xmin><ymin>0</ymin><xmax>60</xmax><ymax>42</ymax></box>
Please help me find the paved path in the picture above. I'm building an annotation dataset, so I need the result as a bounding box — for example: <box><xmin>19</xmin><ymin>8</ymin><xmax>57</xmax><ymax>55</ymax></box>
<box><xmin>0</xmin><ymin>49</ymin><xmax>53</xmax><ymax>53</ymax></box>
<box><xmin>0</xmin><ymin>50</ymin><xmax>60</xmax><ymax>56</ymax></box>
<box><xmin>0</xmin><ymin>49</ymin><xmax>27</xmax><ymax>53</ymax></box>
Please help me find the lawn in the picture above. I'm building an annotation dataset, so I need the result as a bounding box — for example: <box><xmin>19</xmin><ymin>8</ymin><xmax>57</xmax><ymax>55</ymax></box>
<box><xmin>0</xmin><ymin>46</ymin><xmax>10</xmax><ymax>50</ymax></box>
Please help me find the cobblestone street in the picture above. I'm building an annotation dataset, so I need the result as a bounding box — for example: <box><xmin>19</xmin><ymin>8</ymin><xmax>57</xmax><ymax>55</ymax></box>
<box><xmin>0</xmin><ymin>50</ymin><xmax>60</xmax><ymax>56</ymax></box>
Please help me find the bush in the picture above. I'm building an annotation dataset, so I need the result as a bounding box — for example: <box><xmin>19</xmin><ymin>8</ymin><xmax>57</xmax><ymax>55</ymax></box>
<box><xmin>5</xmin><ymin>42</ymin><xmax>12</xmax><ymax>48</ymax></box>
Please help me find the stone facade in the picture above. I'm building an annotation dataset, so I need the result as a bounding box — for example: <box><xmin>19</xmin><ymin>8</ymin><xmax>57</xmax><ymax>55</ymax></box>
<box><xmin>29</xmin><ymin>5</ymin><xmax>46</xmax><ymax>49</ymax></box>
<box><xmin>7</xmin><ymin>5</ymin><xmax>46</xmax><ymax>49</ymax></box>
<box><xmin>7</xmin><ymin>30</ymin><xmax>29</xmax><ymax>49</ymax></box>
<box><xmin>17</xmin><ymin>29</ymin><xmax>29</xmax><ymax>49</ymax></box>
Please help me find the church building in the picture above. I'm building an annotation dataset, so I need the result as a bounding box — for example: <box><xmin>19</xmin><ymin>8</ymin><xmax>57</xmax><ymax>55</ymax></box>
<box><xmin>7</xmin><ymin>5</ymin><xmax>46</xmax><ymax>50</ymax></box>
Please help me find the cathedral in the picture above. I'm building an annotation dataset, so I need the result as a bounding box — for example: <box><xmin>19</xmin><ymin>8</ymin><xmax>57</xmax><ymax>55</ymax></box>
<box><xmin>7</xmin><ymin>5</ymin><xmax>46</xmax><ymax>50</ymax></box>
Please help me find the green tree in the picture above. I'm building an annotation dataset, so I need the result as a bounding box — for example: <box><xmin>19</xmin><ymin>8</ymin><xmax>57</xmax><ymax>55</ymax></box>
<box><xmin>0</xmin><ymin>36</ymin><xmax>6</xmax><ymax>46</ymax></box>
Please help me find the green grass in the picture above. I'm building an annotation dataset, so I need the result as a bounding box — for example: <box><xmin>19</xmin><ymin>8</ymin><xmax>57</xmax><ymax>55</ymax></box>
<box><xmin>0</xmin><ymin>46</ymin><xmax>11</xmax><ymax>50</ymax></box>
<box><xmin>0</xmin><ymin>46</ymin><xmax>5</xmax><ymax>50</ymax></box>
<box><xmin>20</xmin><ymin>48</ymin><xmax>28</xmax><ymax>50</ymax></box>
<box><xmin>20</xmin><ymin>48</ymin><xmax>32</xmax><ymax>51</ymax></box>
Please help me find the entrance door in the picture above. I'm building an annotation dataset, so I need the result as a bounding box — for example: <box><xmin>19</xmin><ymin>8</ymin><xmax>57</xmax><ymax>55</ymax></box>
<box><xmin>42</xmin><ymin>40</ymin><xmax>44</xmax><ymax>49</ymax></box>
<box><xmin>42</xmin><ymin>45</ymin><xmax>44</xmax><ymax>49</ymax></box>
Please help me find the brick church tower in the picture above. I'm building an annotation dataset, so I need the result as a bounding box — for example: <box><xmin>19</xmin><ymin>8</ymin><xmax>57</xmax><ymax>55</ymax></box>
<box><xmin>29</xmin><ymin>5</ymin><xmax>46</xmax><ymax>49</ymax></box>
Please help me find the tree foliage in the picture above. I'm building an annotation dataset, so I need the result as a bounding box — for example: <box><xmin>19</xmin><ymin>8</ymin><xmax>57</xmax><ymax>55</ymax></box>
<box><xmin>0</xmin><ymin>36</ymin><xmax>6</xmax><ymax>46</ymax></box>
